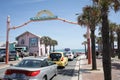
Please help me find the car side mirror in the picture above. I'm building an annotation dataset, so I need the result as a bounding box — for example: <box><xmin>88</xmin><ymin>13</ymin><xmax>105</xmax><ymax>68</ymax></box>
<box><xmin>10</xmin><ymin>64</ymin><xmax>13</xmax><ymax>66</ymax></box>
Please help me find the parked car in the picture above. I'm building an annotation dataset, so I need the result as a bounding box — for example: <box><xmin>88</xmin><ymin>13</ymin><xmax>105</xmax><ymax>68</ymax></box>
<box><xmin>17</xmin><ymin>50</ymin><xmax>29</xmax><ymax>57</ymax></box>
<box><xmin>49</xmin><ymin>52</ymin><xmax>68</xmax><ymax>67</ymax></box>
<box><xmin>0</xmin><ymin>49</ymin><xmax>16</xmax><ymax>62</ymax></box>
<box><xmin>64</xmin><ymin>51</ymin><xmax>74</xmax><ymax>61</ymax></box>
<box><xmin>22</xmin><ymin>51</ymin><xmax>29</xmax><ymax>57</ymax></box>
<box><xmin>72</xmin><ymin>52</ymin><xmax>78</xmax><ymax>58</ymax></box>
<box><xmin>3</xmin><ymin>56</ymin><xmax>57</xmax><ymax>80</ymax></box>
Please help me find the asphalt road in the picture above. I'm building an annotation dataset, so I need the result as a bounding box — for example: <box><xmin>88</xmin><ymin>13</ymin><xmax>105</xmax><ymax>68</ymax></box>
<box><xmin>52</xmin><ymin>59</ymin><xmax>78</xmax><ymax>80</ymax></box>
<box><xmin>0</xmin><ymin>58</ymin><xmax>78</xmax><ymax>80</ymax></box>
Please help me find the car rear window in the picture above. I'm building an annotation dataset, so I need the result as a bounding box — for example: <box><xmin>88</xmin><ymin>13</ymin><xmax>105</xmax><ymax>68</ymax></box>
<box><xmin>16</xmin><ymin>59</ymin><xmax>42</xmax><ymax>68</ymax></box>
<box><xmin>50</xmin><ymin>53</ymin><xmax>62</xmax><ymax>61</ymax></box>
<box><xmin>10</xmin><ymin>51</ymin><xmax>16</xmax><ymax>53</ymax></box>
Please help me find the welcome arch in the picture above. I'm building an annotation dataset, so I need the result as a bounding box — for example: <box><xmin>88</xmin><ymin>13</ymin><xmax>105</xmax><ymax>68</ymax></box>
<box><xmin>6</xmin><ymin>10</ymin><xmax>91</xmax><ymax>64</ymax></box>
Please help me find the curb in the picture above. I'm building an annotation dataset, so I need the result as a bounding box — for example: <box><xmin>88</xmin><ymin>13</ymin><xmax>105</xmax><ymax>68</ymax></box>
<box><xmin>71</xmin><ymin>54</ymin><xmax>86</xmax><ymax>80</ymax></box>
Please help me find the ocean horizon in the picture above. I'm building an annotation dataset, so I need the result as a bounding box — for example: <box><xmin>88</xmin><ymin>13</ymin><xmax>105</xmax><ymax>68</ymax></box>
<box><xmin>55</xmin><ymin>49</ymin><xmax>85</xmax><ymax>53</ymax></box>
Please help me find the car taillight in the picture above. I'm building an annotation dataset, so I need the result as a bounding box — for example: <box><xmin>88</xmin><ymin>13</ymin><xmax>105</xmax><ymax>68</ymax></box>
<box><xmin>5</xmin><ymin>69</ymin><xmax>40</xmax><ymax>77</ymax></box>
<box><xmin>26</xmin><ymin>70</ymin><xmax>40</xmax><ymax>76</ymax></box>
<box><xmin>5</xmin><ymin>69</ymin><xmax>12</xmax><ymax>75</ymax></box>
<box><xmin>61</xmin><ymin>57</ymin><xmax>64</xmax><ymax>61</ymax></box>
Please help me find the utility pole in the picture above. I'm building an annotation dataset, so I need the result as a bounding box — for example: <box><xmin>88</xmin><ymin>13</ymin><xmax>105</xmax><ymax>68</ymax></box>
<box><xmin>6</xmin><ymin>16</ymin><xmax>10</xmax><ymax>64</ymax></box>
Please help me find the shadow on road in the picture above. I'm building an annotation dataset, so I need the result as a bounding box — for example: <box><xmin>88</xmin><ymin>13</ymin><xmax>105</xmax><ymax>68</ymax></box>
<box><xmin>58</xmin><ymin>68</ymin><xmax>78</xmax><ymax>76</ymax></box>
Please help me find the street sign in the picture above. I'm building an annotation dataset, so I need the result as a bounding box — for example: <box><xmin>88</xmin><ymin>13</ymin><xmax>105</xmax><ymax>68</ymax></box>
<box><xmin>30</xmin><ymin>16</ymin><xmax>58</xmax><ymax>21</ymax></box>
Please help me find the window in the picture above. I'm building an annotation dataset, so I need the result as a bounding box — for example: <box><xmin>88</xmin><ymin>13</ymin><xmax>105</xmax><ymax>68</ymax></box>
<box><xmin>16</xmin><ymin>59</ymin><xmax>42</xmax><ymax>68</ymax></box>
<box><xmin>29</xmin><ymin>38</ymin><xmax>38</xmax><ymax>47</ymax></box>
<box><xmin>21</xmin><ymin>39</ymin><xmax>25</xmax><ymax>45</ymax></box>
<box><xmin>41</xmin><ymin>60</ymin><xmax>49</xmax><ymax>67</ymax></box>
<box><xmin>50</xmin><ymin>53</ymin><xmax>62</xmax><ymax>61</ymax></box>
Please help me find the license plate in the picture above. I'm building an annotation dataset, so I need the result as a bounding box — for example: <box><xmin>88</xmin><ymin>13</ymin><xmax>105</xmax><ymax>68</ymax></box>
<box><xmin>16</xmin><ymin>74</ymin><xmax>24</xmax><ymax>78</ymax></box>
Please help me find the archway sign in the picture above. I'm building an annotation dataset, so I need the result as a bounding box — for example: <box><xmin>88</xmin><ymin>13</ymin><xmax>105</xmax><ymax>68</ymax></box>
<box><xmin>29</xmin><ymin>10</ymin><xmax>78</xmax><ymax>25</ymax></box>
<box><xmin>30</xmin><ymin>10</ymin><xmax>58</xmax><ymax>21</ymax></box>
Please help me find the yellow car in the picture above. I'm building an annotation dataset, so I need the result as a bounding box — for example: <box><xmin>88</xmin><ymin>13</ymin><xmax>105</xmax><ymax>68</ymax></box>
<box><xmin>49</xmin><ymin>52</ymin><xmax>68</xmax><ymax>67</ymax></box>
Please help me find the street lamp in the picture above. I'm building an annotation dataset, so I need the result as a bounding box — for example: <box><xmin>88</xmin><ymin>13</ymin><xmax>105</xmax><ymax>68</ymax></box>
<box><xmin>76</xmin><ymin>13</ymin><xmax>91</xmax><ymax>64</ymax></box>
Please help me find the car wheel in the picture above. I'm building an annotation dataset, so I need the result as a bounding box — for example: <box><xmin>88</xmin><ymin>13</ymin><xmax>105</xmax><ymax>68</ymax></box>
<box><xmin>71</xmin><ymin>58</ymin><xmax>73</xmax><ymax>61</ymax></box>
<box><xmin>42</xmin><ymin>76</ymin><xmax>47</xmax><ymax>80</ymax></box>
<box><xmin>3</xmin><ymin>57</ymin><xmax>6</xmax><ymax>62</ymax></box>
<box><xmin>55</xmin><ymin>69</ymin><xmax>58</xmax><ymax>76</ymax></box>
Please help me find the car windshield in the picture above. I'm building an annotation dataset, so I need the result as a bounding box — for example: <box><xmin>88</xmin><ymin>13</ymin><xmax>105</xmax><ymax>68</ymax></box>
<box><xmin>50</xmin><ymin>53</ymin><xmax>62</xmax><ymax>61</ymax></box>
<box><xmin>10</xmin><ymin>51</ymin><xmax>16</xmax><ymax>53</ymax></box>
<box><xmin>16</xmin><ymin>59</ymin><xmax>42</xmax><ymax>68</ymax></box>
<box><xmin>65</xmin><ymin>51</ymin><xmax>71</xmax><ymax>54</ymax></box>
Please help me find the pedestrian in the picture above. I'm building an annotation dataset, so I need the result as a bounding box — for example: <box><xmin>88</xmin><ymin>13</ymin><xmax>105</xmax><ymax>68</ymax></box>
<box><xmin>16</xmin><ymin>51</ymin><xmax>19</xmax><ymax>60</ymax></box>
<box><xmin>96</xmin><ymin>51</ymin><xmax>99</xmax><ymax>58</ymax></box>
<box><xmin>20</xmin><ymin>51</ymin><xmax>24</xmax><ymax>59</ymax></box>
<box><xmin>34</xmin><ymin>51</ymin><xmax>37</xmax><ymax>57</ymax></box>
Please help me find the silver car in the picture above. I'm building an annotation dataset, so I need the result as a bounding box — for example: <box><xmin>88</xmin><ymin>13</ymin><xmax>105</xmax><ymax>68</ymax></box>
<box><xmin>3</xmin><ymin>56</ymin><xmax>57</xmax><ymax>80</ymax></box>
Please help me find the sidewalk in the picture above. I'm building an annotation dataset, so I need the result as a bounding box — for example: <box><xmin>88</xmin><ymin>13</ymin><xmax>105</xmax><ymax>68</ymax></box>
<box><xmin>72</xmin><ymin>55</ymin><xmax>120</xmax><ymax>80</ymax></box>
<box><xmin>0</xmin><ymin>59</ymin><xmax>21</xmax><ymax>69</ymax></box>
<box><xmin>80</xmin><ymin>57</ymin><xmax>104</xmax><ymax>80</ymax></box>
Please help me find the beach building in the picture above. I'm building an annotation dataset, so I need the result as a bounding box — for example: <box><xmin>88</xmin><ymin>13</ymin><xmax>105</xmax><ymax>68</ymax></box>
<box><xmin>16</xmin><ymin>31</ymin><xmax>50</xmax><ymax>56</ymax></box>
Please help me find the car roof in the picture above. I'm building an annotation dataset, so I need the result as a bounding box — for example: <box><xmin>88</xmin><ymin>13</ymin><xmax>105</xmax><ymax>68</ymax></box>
<box><xmin>22</xmin><ymin>56</ymin><xmax>48</xmax><ymax>61</ymax></box>
<box><xmin>50</xmin><ymin>52</ymin><xmax>63</xmax><ymax>54</ymax></box>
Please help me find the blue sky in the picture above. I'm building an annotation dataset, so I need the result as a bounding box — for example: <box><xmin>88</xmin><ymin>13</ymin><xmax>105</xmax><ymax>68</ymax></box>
<box><xmin>0</xmin><ymin>0</ymin><xmax>120</xmax><ymax>49</ymax></box>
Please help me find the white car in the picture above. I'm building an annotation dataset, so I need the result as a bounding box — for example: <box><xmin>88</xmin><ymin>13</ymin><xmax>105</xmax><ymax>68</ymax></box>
<box><xmin>3</xmin><ymin>56</ymin><xmax>57</xmax><ymax>80</ymax></box>
<box><xmin>64</xmin><ymin>51</ymin><xmax>74</xmax><ymax>61</ymax></box>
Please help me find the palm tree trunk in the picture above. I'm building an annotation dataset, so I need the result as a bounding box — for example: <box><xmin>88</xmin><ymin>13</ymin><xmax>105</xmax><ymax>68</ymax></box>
<box><xmin>118</xmin><ymin>33</ymin><xmax>120</xmax><ymax>59</ymax></box>
<box><xmin>101</xmin><ymin>7</ymin><xmax>111</xmax><ymax>80</ymax></box>
<box><xmin>50</xmin><ymin>45</ymin><xmax>52</xmax><ymax>52</ymax></box>
<box><xmin>45</xmin><ymin>45</ymin><xmax>47</xmax><ymax>54</ymax></box>
<box><xmin>85</xmin><ymin>44</ymin><xmax>87</xmax><ymax>54</ymax></box>
<box><xmin>91</xmin><ymin>30</ymin><xmax>97</xmax><ymax>70</ymax></box>
<box><xmin>110</xmin><ymin>31</ymin><xmax>115</xmax><ymax>57</ymax></box>
<box><xmin>53</xmin><ymin>45</ymin><xmax>55</xmax><ymax>52</ymax></box>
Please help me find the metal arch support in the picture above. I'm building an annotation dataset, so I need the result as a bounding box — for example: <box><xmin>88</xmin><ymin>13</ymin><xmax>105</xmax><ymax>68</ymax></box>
<box><xmin>9</xmin><ymin>20</ymin><xmax>32</xmax><ymax>30</ymax></box>
<box><xmin>57</xmin><ymin>18</ymin><xmax>78</xmax><ymax>25</ymax></box>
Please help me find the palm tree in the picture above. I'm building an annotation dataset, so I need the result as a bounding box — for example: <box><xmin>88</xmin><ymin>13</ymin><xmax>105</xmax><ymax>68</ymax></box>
<box><xmin>41</xmin><ymin>36</ymin><xmax>51</xmax><ymax>54</ymax></box>
<box><xmin>83</xmin><ymin>34</ymin><xmax>87</xmax><ymax>39</ymax></box>
<box><xmin>78</xmin><ymin>5</ymin><xmax>100</xmax><ymax>70</ymax></box>
<box><xmin>96</xmin><ymin>36</ymin><xmax>102</xmax><ymax>53</ymax></box>
<box><xmin>109</xmin><ymin>23</ymin><xmax>116</xmax><ymax>57</ymax></box>
<box><xmin>92</xmin><ymin>0</ymin><xmax>120</xmax><ymax>80</ymax></box>
<box><xmin>49</xmin><ymin>39</ymin><xmax>53</xmax><ymax>52</ymax></box>
<box><xmin>51</xmin><ymin>40</ymin><xmax>58</xmax><ymax>52</ymax></box>
<box><xmin>115</xmin><ymin>24</ymin><xmax>120</xmax><ymax>59</ymax></box>
<box><xmin>83</xmin><ymin>34</ymin><xmax>88</xmax><ymax>57</ymax></box>
<box><xmin>82</xmin><ymin>41</ymin><xmax>87</xmax><ymax>55</ymax></box>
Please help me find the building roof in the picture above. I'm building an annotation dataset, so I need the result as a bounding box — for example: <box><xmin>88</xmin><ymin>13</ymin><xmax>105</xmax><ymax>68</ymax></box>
<box><xmin>16</xmin><ymin>31</ymin><xmax>41</xmax><ymax>40</ymax></box>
